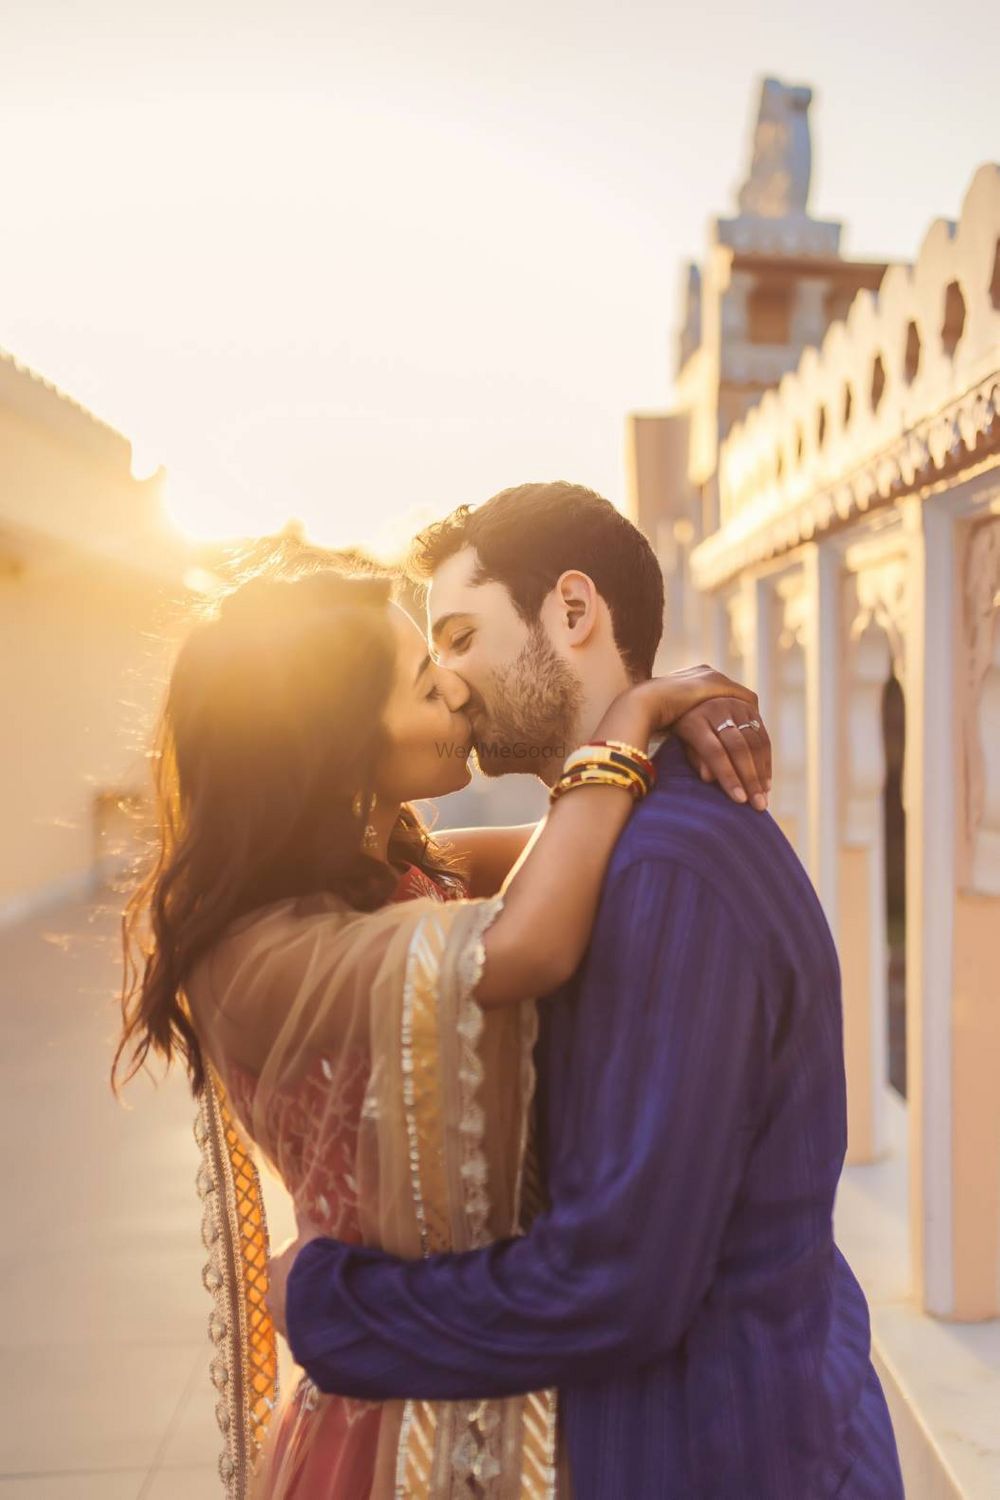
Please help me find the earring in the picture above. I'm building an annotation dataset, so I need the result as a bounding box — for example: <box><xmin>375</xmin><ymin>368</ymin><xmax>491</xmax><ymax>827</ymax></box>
<box><xmin>352</xmin><ymin>790</ymin><xmax>379</xmax><ymax>855</ymax></box>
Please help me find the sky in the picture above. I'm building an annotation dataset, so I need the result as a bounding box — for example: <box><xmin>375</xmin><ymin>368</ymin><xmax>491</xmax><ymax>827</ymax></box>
<box><xmin>1</xmin><ymin>0</ymin><xmax>996</xmax><ymax>554</ymax></box>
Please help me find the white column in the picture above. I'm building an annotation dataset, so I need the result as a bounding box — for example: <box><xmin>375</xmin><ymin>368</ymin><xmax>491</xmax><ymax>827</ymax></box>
<box><xmin>772</xmin><ymin>571</ymin><xmax>809</xmax><ymax>858</ymax></box>
<box><xmin>803</xmin><ymin>542</ymin><xmax>840</xmax><ymax>929</ymax></box>
<box><xmin>949</xmin><ymin>513</ymin><xmax>1000</xmax><ymax>1318</ymax></box>
<box><xmin>903</xmin><ymin>496</ymin><xmax>956</xmax><ymax>1316</ymax></box>
<box><xmin>738</xmin><ymin>572</ymin><xmax>774</xmax><ymax>699</ymax></box>
<box><xmin>840</xmin><ymin>607</ymin><xmax>893</xmax><ymax>1163</ymax></box>
<box><xmin>704</xmin><ymin>591</ymin><xmax>734</xmax><ymax>678</ymax></box>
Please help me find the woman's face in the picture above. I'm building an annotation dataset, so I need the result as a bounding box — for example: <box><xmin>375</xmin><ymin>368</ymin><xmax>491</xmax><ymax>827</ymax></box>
<box><xmin>375</xmin><ymin>604</ymin><xmax>474</xmax><ymax>803</ymax></box>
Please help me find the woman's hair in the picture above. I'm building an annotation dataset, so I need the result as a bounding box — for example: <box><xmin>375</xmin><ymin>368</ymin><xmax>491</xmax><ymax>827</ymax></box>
<box><xmin>113</xmin><ymin>565</ymin><xmax>460</xmax><ymax>1097</ymax></box>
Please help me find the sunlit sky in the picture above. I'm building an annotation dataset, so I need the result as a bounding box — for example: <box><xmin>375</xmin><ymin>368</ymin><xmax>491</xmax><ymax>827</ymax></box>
<box><xmin>2</xmin><ymin>1</ymin><xmax>996</xmax><ymax>554</ymax></box>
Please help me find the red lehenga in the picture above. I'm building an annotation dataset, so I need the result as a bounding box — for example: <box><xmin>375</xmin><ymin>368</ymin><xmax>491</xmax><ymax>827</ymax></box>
<box><xmin>188</xmin><ymin>862</ymin><xmax>555</xmax><ymax>1500</ymax></box>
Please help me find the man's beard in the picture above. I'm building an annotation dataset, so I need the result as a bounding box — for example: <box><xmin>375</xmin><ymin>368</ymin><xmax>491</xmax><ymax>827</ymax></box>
<box><xmin>468</xmin><ymin>625</ymin><xmax>583</xmax><ymax>779</ymax></box>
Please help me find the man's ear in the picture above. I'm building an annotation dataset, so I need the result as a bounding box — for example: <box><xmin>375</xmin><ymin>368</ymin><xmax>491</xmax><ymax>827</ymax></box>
<box><xmin>552</xmin><ymin>570</ymin><xmax>599</xmax><ymax>647</ymax></box>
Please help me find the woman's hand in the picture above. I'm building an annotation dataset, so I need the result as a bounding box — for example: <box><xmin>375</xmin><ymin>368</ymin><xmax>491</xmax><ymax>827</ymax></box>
<box><xmin>671</xmin><ymin>694</ymin><xmax>772</xmax><ymax>810</ymax></box>
<box><xmin>595</xmin><ymin>665</ymin><xmax>771</xmax><ymax>812</ymax></box>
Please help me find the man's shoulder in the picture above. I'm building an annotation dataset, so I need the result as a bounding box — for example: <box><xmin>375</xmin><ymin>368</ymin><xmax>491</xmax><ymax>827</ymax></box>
<box><xmin>609</xmin><ymin>768</ymin><xmax>787</xmax><ymax>876</ymax></box>
<box><xmin>603</xmin><ymin>768</ymin><xmax>828</xmax><ymax>951</ymax></box>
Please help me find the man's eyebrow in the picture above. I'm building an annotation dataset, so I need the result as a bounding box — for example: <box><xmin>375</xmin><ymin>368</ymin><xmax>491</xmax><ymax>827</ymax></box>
<box><xmin>412</xmin><ymin>652</ymin><xmax>432</xmax><ymax>686</ymax></box>
<box><xmin>430</xmin><ymin>611</ymin><xmax>475</xmax><ymax>642</ymax></box>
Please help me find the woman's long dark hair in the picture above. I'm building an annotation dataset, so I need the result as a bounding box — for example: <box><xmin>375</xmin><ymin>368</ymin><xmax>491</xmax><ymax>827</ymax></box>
<box><xmin>113</xmin><ymin>565</ymin><xmax>460</xmax><ymax>1097</ymax></box>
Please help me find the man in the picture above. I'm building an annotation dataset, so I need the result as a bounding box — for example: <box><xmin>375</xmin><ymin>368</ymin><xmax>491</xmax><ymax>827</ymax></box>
<box><xmin>270</xmin><ymin>482</ymin><xmax>902</xmax><ymax>1496</ymax></box>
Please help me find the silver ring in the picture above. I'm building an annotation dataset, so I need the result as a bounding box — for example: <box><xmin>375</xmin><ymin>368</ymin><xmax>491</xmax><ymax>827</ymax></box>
<box><xmin>715</xmin><ymin>717</ymin><xmax>738</xmax><ymax>733</ymax></box>
<box><xmin>737</xmin><ymin>718</ymin><xmax>762</xmax><ymax>732</ymax></box>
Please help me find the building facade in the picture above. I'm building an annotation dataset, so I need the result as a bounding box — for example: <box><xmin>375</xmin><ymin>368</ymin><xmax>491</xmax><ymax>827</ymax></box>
<box><xmin>0</xmin><ymin>351</ymin><xmax>192</xmax><ymax>919</ymax></box>
<box><xmin>628</xmin><ymin>79</ymin><xmax>1000</xmax><ymax>1497</ymax></box>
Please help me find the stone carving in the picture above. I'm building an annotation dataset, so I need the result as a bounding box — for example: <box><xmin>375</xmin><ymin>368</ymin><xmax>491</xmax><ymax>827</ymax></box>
<box><xmin>842</xmin><ymin>564</ymin><xmax>906</xmax><ymax>845</ymax></box>
<box><xmin>738</xmin><ymin>78</ymin><xmax>813</xmax><ymax>219</ymax></box>
<box><xmin>850</xmin><ymin>556</ymin><xmax>908</xmax><ymax>681</ymax></box>
<box><xmin>776</xmin><ymin>570</ymin><xmax>810</xmax><ymax>651</ymax></box>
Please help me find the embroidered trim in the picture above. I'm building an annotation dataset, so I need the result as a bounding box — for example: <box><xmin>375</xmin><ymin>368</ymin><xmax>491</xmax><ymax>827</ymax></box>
<box><xmin>395</xmin><ymin>1401</ymin><xmax>417</xmax><ymax>1499</ymax></box>
<box><xmin>454</xmin><ymin>898</ymin><xmax>512</xmax><ymax>1495</ymax></box>
<box><xmin>401</xmin><ymin>955</ymin><xmax>431</xmax><ymax>1258</ymax></box>
<box><xmin>518</xmin><ymin>1389</ymin><xmax>559</xmax><ymax>1499</ymax></box>
<box><xmin>194</xmin><ymin>1069</ymin><xmax>279</xmax><ymax>1498</ymax></box>
<box><xmin>455</xmin><ymin>896</ymin><xmax>504</xmax><ymax>1249</ymax></box>
<box><xmin>397</xmin><ymin>897</ymin><xmax>559</xmax><ymax>1496</ymax></box>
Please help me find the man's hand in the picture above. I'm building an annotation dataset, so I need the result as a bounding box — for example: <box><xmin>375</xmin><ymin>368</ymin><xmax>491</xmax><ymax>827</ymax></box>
<box><xmin>267</xmin><ymin>1223</ymin><xmax>322</xmax><ymax>1342</ymax></box>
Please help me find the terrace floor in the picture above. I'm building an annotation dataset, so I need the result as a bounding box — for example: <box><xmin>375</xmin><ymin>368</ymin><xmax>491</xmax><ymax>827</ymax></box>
<box><xmin>0</xmin><ymin>890</ymin><xmax>292</xmax><ymax>1499</ymax></box>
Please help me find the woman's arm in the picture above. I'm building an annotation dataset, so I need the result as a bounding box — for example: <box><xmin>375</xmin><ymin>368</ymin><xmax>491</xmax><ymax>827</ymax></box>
<box><xmin>475</xmin><ymin>669</ymin><xmax>765</xmax><ymax>1008</ymax></box>
<box><xmin>434</xmin><ymin>667</ymin><xmax>772</xmax><ymax>899</ymax></box>
<box><xmin>277</xmin><ymin>862</ymin><xmax>766</xmax><ymax>1399</ymax></box>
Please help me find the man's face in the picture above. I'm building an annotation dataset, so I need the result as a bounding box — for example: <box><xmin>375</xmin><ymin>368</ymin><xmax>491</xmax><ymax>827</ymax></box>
<box><xmin>427</xmin><ymin>547</ymin><xmax>582</xmax><ymax>779</ymax></box>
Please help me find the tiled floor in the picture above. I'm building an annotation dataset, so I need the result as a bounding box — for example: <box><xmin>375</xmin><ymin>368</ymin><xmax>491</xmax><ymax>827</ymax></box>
<box><xmin>0</xmin><ymin>889</ymin><xmax>294</xmax><ymax>1499</ymax></box>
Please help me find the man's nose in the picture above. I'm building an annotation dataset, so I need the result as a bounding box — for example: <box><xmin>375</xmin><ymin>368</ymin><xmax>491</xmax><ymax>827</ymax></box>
<box><xmin>437</xmin><ymin>667</ymin><xmax>470</xmax><ymax>712</ymax></box>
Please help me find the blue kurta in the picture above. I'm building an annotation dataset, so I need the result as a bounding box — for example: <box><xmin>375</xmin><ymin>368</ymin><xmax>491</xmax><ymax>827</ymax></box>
<box><xmin>286</xmin><ymin>736</ymin><xmax>902</xmax><ymax>1497</ymax></box>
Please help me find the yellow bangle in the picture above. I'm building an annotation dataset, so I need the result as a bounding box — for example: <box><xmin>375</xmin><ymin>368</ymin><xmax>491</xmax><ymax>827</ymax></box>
<box><xmin>562</xmin><ymin>765</ymin><xmax>648</xmax><ymax>797</ymax></box>
<box><xmin>550</xmin><ymin>764</ymin><xmax>649</xmax><ymax>805</ymax></box>
<box><xmin>561</xmin><ymin>745</ymin><xmax>654</xmax><ymax>792</ymax></box>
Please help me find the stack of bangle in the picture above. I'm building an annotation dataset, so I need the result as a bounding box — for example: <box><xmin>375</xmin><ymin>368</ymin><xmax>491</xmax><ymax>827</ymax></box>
<box><xmin>549</xmin><ymin>738</ymin><xmax>657</xmax><ymax>805</ymax></box>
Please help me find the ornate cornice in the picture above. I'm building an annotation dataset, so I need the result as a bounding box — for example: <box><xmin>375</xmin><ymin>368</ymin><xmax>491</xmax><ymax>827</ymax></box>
<box><xmin>694</xmin><ymin>369</ymin><xmax>1000</xmax><ymax>590</ymax></box>
<box><xmin>693</xmin><ymin>164</ymin><xmax>1000</xmax><ymax>592</ymax></box>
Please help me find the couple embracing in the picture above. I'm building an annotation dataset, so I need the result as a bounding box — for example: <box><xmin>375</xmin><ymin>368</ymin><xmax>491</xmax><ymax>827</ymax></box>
<box><xmin>116</xmin><ymin>481</ymin><xmax>902</xmax><ymax>1497</ymax></box>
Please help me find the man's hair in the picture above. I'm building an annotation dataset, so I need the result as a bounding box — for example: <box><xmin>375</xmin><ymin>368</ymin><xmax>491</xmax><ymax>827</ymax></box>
<box><xmin>407</xmin><ymin>481</ymin><xmax>665</xmax><ymax>680</ymax></box>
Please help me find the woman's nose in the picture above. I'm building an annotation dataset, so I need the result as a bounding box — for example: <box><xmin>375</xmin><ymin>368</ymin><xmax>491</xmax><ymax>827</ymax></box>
<box><xmin>436</xmin><ymin>666</ymin><xmax>470</xmax><ymax>713</ymax></box>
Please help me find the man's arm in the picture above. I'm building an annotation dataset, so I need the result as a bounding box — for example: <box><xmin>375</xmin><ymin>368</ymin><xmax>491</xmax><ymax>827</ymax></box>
<box><xmin>285</xmin><ymin>859</ymin><xmax>767</xmax><ymax>1400</ymax></box>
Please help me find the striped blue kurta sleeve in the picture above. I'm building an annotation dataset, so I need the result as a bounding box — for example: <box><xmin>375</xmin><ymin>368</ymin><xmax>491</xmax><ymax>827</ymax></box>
<box><xmin>286</xmin><ymin>858</ymin><xmax>767</xmax><ymax>1399</ymax></box>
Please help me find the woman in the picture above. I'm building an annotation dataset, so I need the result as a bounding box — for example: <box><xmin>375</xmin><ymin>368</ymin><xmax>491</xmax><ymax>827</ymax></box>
<box><xmin>114</xmin><ymin>563</ymin><xmax>767</xmax><ymax>1499</ymax></box>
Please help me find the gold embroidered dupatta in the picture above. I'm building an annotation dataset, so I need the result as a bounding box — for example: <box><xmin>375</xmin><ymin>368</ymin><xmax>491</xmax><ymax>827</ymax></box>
<box><xmin>187</xmin><ymin>889</ymin><xmax>557</xmax><ymax>1499</ymax></box>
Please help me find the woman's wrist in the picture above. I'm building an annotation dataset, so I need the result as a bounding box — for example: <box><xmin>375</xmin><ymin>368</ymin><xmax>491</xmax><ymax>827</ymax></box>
<box><xmin>553</xmin><ymin>741</ymin><xmax>654</xmax><ymax>803</ymax></box>
<box><xmin>591</xmin><ymin>681</ymin><xmax>657</xmax><ymax>750</ymax></box>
